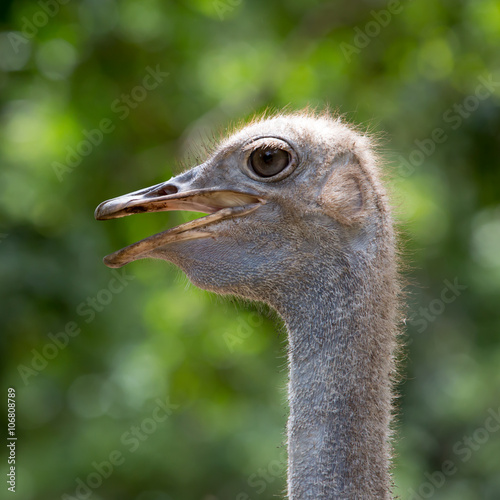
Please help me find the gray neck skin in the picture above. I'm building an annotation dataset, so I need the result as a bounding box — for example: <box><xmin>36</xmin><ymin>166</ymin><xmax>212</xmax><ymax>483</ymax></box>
<box><xmin>272</xmin><ymin>256</ymin><xmax>395</xmax><ymax>500</ymax></box>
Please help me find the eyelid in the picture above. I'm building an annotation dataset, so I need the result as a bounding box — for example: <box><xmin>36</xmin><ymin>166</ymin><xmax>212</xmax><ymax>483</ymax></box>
<box><xmin>242</xmin><ymin>138</ymin><xmax>291</xmax><ymax>154</ymax></box>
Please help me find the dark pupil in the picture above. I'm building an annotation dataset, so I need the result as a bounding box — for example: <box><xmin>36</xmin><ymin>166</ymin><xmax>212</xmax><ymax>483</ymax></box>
<box><xmin>250</xmin><ymin>148</ymin><xmax>290</xmax><ymax>177</ymax></box>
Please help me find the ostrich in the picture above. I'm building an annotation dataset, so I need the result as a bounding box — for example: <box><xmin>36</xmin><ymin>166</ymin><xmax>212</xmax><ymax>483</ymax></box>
<box><xmin>95</xmin><ymin>111</ymin><xmax>401</xmax><ymax>499</ymax></box>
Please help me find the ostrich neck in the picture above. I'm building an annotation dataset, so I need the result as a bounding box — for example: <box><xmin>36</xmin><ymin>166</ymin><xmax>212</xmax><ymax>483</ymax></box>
<box><xmin>275</xmin><ymin>262</ymin><xmax>395</xmax><ymax>499</ymax></box>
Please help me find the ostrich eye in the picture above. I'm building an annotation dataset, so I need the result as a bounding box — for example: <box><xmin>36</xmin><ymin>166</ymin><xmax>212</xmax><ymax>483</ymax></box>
<box><xmin>249</xmin><ymin>147</ymin><xmax>291</xmax><ymax>178</ymax></box>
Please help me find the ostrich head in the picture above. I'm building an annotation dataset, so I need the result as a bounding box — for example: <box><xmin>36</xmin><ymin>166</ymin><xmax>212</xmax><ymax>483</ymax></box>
<box><xmin>96</xmin><ymin>111</ymin><xmax>399</xmax><ymax>499</ymax></box>
<box><xmin>95</xmin><ymin>112</ymin><xmax>387</xmax><ymax>307</ymax></box>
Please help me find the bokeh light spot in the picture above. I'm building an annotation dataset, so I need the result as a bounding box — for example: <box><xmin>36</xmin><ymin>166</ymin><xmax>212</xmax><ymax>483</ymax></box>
<box><xmin>35</xmin><ymin>39</ymin><xmax>78</xmax><ymax>80</ymax></box>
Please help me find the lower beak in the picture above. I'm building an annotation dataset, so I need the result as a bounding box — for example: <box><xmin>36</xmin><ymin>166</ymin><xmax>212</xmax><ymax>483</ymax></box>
<box><xmin>95</xmin><ymin>183</ymin><xmax>264</xmax><ymax>268</ymax></box>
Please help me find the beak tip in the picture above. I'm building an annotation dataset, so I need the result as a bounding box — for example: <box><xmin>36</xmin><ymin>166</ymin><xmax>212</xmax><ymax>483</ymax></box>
<box><xmin>103</xmin><ymin>255</ymin><xmax>124</xmax><ymax>268</ymax></box>
<box><xmin>94</xmin><ymin>202</ymin><xmax>107</xmax><ymax>220</ymax></box>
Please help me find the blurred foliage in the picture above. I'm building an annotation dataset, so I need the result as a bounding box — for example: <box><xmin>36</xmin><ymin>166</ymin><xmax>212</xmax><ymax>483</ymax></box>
<box><xmin>1</xmin><ymin>0</ymin><xmax>500</xmax><ymax>499</ymax></box>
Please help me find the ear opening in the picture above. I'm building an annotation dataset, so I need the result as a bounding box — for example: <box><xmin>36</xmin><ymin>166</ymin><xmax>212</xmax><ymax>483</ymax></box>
<box><xmin>317</xmin><ymin>154</ymin><xmax>374</xmax><ymax>225</ymax></box>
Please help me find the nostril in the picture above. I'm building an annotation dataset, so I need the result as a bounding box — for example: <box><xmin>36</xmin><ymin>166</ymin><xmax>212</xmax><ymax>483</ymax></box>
<box><xmin>155</xmin><ymin>184</ymin><xmax>178</xmax><ymax>196</ymax></box>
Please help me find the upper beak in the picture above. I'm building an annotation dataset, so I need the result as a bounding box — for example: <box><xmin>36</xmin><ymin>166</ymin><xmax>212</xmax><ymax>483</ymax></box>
<box><xmin>94</xmin><ymin>182</ymin><xmax>262</xmax><ymax>220</ymax></box>
<box><xmin>95</xmin><ymin>181</ymin><xmax>264</xmax><ymax>268</ymax></box>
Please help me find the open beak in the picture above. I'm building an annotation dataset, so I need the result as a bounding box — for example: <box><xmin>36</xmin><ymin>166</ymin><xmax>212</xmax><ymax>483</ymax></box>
<box><xmin>95</xmin><ymin>183</ymin><xmax>264</xmax><ymax>268</ymax></box>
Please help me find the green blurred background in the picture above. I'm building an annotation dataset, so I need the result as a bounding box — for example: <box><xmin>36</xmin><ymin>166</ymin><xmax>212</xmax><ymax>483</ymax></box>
<box><xmin>1</xmin><ymin>0</ymin><xmax>500</xmax><ymax>499</ymax></box>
